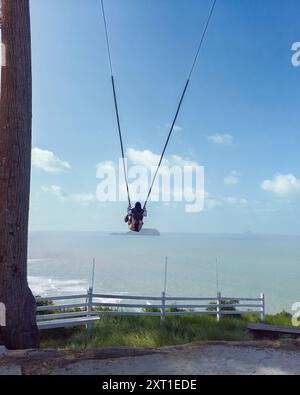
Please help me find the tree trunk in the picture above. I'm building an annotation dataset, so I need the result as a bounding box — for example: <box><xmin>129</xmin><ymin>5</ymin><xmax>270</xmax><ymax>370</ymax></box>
<box><xmin>0</xmin><ymin>0</ymin><xmax>39</xmax><ymax>349</ymax></box>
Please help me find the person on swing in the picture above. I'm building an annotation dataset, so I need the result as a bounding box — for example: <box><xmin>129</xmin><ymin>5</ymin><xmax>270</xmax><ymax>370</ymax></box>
<box><xmin>124</xmin><ymin>202</ymin><xmax>147</xmax><ymax>232</ymax></box>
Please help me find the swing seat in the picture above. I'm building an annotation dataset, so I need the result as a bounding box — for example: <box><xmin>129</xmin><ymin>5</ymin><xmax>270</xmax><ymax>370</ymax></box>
<box><xmin>128</xmin><ymin>219</ymin><xmax>144</xmax><ymax>233</ymax></box>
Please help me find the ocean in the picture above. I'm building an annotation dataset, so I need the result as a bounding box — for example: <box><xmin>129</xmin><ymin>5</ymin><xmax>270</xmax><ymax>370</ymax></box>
<box><xmin>28</xmin><ymin>231</ymin><xmax>300</xmax><ymax>314</ymax></box>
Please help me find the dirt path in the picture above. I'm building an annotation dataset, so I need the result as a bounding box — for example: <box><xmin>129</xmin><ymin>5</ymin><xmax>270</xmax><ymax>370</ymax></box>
<box><xmin>1</xmin><ymin>341</ymin><xmax>300</xmax><ymax>375</ymax></box>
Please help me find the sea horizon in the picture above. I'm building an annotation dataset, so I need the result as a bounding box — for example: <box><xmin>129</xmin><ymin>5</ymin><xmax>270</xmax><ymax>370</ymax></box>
<box><xmin>29</xmin><ymin>230</ymin><xmax>300</xmax><ymax>237</ymax></box>
<box><xmin>28</xmin><ymin>231</ymin><xmax>300</xmax><ymax>315</ymax></box>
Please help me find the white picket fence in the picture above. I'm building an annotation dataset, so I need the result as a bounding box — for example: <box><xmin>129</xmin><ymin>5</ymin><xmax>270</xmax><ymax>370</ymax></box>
<box><xmin>36</xmin><ymin>288</ymin><xmax>265</xmax><ymax>330</ymax></box>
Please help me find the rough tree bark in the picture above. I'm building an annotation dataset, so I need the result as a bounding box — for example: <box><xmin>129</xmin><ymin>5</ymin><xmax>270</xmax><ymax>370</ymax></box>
<box><xmin>0</xmin><ymin>0</ymin><xmax>39</xmax><ymax>349</ymax></box>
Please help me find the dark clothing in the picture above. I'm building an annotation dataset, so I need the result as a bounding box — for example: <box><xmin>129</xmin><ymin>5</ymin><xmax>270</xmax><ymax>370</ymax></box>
<box><xmin>131</xmin><ymin>207</ymin><xmax>145</xmax><ymax>222</ymax></box>
<box><xmin>125</xmin><ymin>206</ymin><xmax>147</xmax><ymax>232</ymax></box>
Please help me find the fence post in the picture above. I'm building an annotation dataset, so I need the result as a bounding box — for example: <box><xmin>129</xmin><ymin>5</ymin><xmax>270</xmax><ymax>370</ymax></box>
<box><xmin>86</xmin><ymin>287</ymin><xmax>93</xmax><ymax>331</ymax></box>
<box><xmin>260</xmin><ymin>293</ymin><xmax>265</xmax><ymax>321</ymax></box>
<box><xmin>160</xmin><ymin>291</ymin><xmax>166</xmax><ymax>322</ymax></box>
<box><xmin>216</xmin><ymin>291</ymin><xmax>221</xmax><ymax>322</ymax></box>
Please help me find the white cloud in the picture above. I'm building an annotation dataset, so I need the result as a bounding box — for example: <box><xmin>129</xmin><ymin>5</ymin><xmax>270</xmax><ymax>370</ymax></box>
<box><xmin>208</xmin><ymin>134</ymin><xmax>233</xmax><ymax>145</ymax></box>
<box><xmin>224</xmin><ymin>171</ymin><xmax>240</xmax><ymax>185</ymax></box>
<box><xmin>96</xmin><ymin>160</ymin><xmax>115</xmax><ymax>175</ymax></box>
<box><xmin>205</xmin><ymin>192</ymin><xmax>247</xmax><ymax>210</ymax></box>
<box><xmin>42</xmin><ymin>185</ymin><xmax>66</xmax><ymax>198</ymax></box>
<box><xmin>224</xmin><ymin>196</ymin><xmax>237</xmax><ymax>205</ymax></box>
<box><xmin>42</xmin><ymin>185</ymin><xmax>96</xmax><ymax>204</ymax></box>
<box><xmin>174</xmin><ymin>125</ymin><xmax>182</xmax><ymax>132</ymax></box>
<box><xmin>205</xmin><ymin>194</ymin><xmax>222</xmax><ymax>209</ymax></box>
<box><xmin>126</xmin><ymin>148</ymin><xmax>163</xmax><ymax>169</ymax></box>
<box><xmin>224</xmin><ymin>197</ymin><xmax>248</xmax><ymax>206</ymax></box>
<box><xmin>169</xmin><ymin>154</ymin><xmax>198</xmax><ymax>168</ymax></box>
<box><xmin>70</xmin><ymin>193</ymin><xmax>96</xmax><ymax>204</ymax></box>
<box><xmin>261</xmin><ymin>174</ymin><xmax>300</xmax><ymax>196</ymax></box>
<box><xmin>165</xmin><ymin>123</ymin><xmax>182</xmax><ymax>132</ymax></box>
<box><xmin>126</xmin><ymin>148</ymin><xmax>198</xmax><ymax>170</ymax></box>
<box><xmin>32</xmin><ymin>148</ymin><xmax>71</xmax><ymax>174</ymax></box>
<box><xmin>205</xmin><ymin>192</ymin><xmax>223</xmax><ymax>209</ymax></box>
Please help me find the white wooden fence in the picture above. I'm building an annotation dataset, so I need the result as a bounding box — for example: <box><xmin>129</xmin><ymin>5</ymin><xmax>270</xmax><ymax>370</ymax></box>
<box><xmin>36</xmin><ymin>288</ymin><xmax>265</xmax><ymax>330</ymax></box>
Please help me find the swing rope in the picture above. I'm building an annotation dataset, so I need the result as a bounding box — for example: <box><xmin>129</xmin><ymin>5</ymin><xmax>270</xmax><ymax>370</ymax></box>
<box><xmin>144</xmin><ymin>0</ymin><xmax>217</xmax><ymax>209</ymax></box>
<box><xmin>101</xmin><ymin>0</ymin><xmax>132</xmax><ymax>207</ymax></box>
<box><xmin>101</xmin><ymin>0</ymin><xmax>217</xmax><ymax>209</ymax></box>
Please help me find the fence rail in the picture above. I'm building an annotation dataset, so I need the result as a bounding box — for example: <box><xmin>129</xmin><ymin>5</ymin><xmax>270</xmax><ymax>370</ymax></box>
<box><xmin>36</xmin><ymin>289</ymin><xmax>265</xmax><ymax>330</ymax></box>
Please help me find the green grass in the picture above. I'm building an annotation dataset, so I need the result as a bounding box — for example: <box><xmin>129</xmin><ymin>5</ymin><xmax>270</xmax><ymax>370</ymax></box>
<box><xmin>38</xmin><ymin>296</ymin><xmax>296</xmax><ymax>350</ymax></box>
<box><xmin>264</xmin><ymin>311</ymin><xmax>294</xmax><ymax>327</ymax></box>
<box><xmin>40</xmin><ymin>315</ymin><xmax>250</xmax><ymax>349</ymax></box>
<box><xmin>244</xmin><ymin>311</ymin><xmax>293</xmax><ymax>327</ymax></box>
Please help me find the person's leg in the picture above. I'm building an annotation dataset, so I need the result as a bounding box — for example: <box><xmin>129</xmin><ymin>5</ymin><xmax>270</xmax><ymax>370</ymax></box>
<box><xmin>138</xmin><ymin>221</ymin><xmax>144</xmax><ymax>232</ymax></box>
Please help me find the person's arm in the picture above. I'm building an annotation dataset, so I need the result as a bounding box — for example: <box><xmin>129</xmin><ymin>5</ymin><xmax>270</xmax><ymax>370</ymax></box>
<box><xmin>127</xmin><ymin>206</ymin><xmax>132</xmax><ymax>215</ymax></box>
<box><xmin>143</xmin><ymin>208</ymin><xmax>147</xmax><ymax>218</ymax></box>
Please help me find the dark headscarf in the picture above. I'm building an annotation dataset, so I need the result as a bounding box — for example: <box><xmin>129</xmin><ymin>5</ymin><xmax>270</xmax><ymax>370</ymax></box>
<box><xmin>135</xmin><ymin>202</ymin><xmax>142</xmax><ymax>211</ymax></box>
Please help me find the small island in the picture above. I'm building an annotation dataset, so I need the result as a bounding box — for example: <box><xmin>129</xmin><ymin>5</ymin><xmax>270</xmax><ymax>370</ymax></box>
<box><xmin>110</xmin><ymin>228</ymin><xmax>160</xmax><ymax>236</ymax></box>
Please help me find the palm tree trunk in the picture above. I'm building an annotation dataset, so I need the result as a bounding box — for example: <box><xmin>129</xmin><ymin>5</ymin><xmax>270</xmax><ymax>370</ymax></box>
<box><xmin>0</xmin><ymin>0</ymin><xmax>39</xmax><ymax>349</ymax></box>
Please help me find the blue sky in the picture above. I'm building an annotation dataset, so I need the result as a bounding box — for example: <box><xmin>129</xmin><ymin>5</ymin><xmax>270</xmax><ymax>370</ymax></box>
<box><xmin>28</xmin><ymin>0</ymin><xmax>300</xmax><ymax>233</ymax></box>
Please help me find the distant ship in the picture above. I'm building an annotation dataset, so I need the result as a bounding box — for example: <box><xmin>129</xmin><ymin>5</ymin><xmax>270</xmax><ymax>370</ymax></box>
<box><xmin>110</xmin><ymin>228</ymin><xmax>160</xmax><ymax>236</ymax></box>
